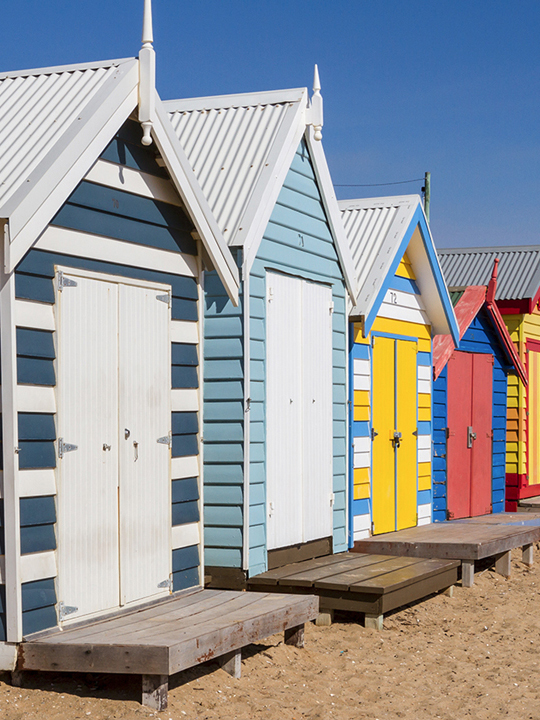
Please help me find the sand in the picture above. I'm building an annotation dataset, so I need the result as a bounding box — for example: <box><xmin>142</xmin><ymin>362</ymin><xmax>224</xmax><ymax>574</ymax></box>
<box><xmin>2</xmin><ymin>548</ymin><xmax>540</xmax><ymax>720</ymax></box>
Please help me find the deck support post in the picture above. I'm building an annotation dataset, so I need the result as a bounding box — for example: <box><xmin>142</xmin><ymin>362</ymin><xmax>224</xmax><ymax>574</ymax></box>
<box><xmin>364</xmin><ymin>613</ymin><xmax>384</xmax><ymax>631</ymax></box>
<box><xmin>142</xmin><ymin>674</ymin><xmax>168</xmax><ymax>711</ymax></box>
<box><xmin>462</xmin><ymin>560</ymin><xmax>475</xmax><ymax>587</ymax></box>
<box><xmin>285</xmin><ymin>624</ymin><xmax>305</xmax><ymax>648</ymax></box>
<box><xmin>219</xmin><ymin>649</ymin><xmax>242</xmax><ymax>679</ymax></box>
<box><xmin>495</xmin><ymin>550</ymin><xmax>511</xmax><ymax>578</ymax></box>
<box><xmin>10</xmin><ymin>669</ymin><xmax>23</xmax><ymax>687</ymax></box>
<box><xmin>522</xmin><ymin>544</ymin><xmax>534</xmax><ymax>567</ymax></box>
<box><xmin>315</xmin><ymin>609</ymin><xmax>334</xmax><ymax>627</ymax></box>
<box><xmin>443</xmin><ymin>585</ymin><xmax>454</xmax><ymax>598</ymax></box>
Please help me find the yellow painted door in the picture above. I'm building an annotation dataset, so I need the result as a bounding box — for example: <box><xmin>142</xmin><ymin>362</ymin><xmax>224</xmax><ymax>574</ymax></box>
<box><xmin>396</xmin><ymin>339</ymin><xmax>418</xmax><ymax>530</ymax></box>
<box><xmin>372</xmin><ymin>336</ymin><xmax>418</xmax><ymax>534</ymax></box>
<box><xmin>372</xmin><ymin>336</ymin><xmax>396</xmax><ymax>534</ymax></box>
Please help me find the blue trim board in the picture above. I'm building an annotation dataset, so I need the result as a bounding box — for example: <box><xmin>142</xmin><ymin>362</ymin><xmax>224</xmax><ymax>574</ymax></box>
<box><xmin>418</xmin><ymin>489</ymin><xmax>432</xmax><ymax>506</ymax></box>
<box><xmin>353</xmin><ymin>421</ymin><xmax>370</xmax><ymax>437</ymax></box>
<box><xmin>352</xmin><ymin>498</ymin><xmax>370</xmax><ymax>517</ymax></box>
<box><xmin>417</xmin><ymin>351</ymin><xmax>432</xmax><ymax>366</ymax></box>
<box><xmin>351</xmin><ymin>342</ymin><xmax>370</xmax><ymax>360</ymax></box>
<box><xmin>372</xmin><ymin>330</ymin><xmax>418</xmax><ymax>343</ymax></box>
<box><xmin>389</xmin><ymin>275</ymin><xmax>421</xmax><ymax>295</ymax></box>
<box><xmin>417</xmin><ymin>421</ymin><xmax>432</xmax><ymax>435</ymax></box>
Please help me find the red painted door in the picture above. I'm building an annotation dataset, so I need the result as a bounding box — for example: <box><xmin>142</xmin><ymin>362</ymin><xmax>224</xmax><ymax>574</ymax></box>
<box><xmin>447</xmin><ymin>351</ymin><xmax>493</xmax><ymax>519</ymax></box>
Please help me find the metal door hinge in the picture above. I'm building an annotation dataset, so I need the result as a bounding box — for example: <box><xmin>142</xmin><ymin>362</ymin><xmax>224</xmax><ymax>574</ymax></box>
<box><xmin>58</xmin><ymin>438</ymin><xmax>78</xmax><ymax>458</ymax></box>
<box><xmin>268</xmin><ymin>501</ymin><xmax>274</xmax><ymax>517</ymax></box>
<box><xmin>157</xmin><ymin>433</ymin><xmax>171</xmax><ymax>446</ymax></box>
<box><xmin>57</xmin><ymin>272</ymin><xmax>77</xmax><ymax>291</ymax></box>
<box><xmin>329</xmin><ymin>301</ymin><xmax>334</xmax><ymax>314</ymax></box>
<box><xmin>156</xmin><ymin>293</ymin><xmax>170</xmax><ymax>305</ymax></box>
<box><xmin>371</xmin><ymin>427</ymin><xmax>378</xmax><ymax>441</ymax></box>
<box><xmin>58</xmin><ymin>602</ymin><xmax>78</xmax><ymax>621</ymax></box>
<box><xmin>467</xmin><ymin>426</ymin><xmax>476</xmax><ymax>449</ymax></box>
<box><xmin>158</xmin><ymin>578</ymin><xmax>172</xmax><ymax>591</ymax></box>
<box><xmin>330</xmin><ymin>492</ymin><xmax>335</xmax><ymax>507</ymax></box>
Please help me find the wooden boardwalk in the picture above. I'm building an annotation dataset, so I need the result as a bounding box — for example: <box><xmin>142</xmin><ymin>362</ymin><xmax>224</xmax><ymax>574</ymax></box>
<box><xmin>17</xmin><ymin>588</ymin><xmax>318</xmax><ymax>710</ymax></box>
<box><xmin>353</xmin><ymin>513</ymin><xmax>540</xmax><ymax>587</ymax></box>
<box><xmin>247</xmin><ymin>552</ymin><xmax>459</xmax><ymax>630</ymax></box>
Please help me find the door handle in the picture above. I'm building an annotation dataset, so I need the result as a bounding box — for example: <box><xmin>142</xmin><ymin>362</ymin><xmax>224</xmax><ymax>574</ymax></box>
<box><xmin>467</xmin><ymin>426</ymin><xmax>477</xmax><ymax>449</ymax></box>
<box><xmin>133</xmin><ymin>441</ymin><xmax>139</xmax><ymax>462</ymax></box>
<box><xmin>392</xmin><ymin>431</ymin><xmax>402</xmax><ymax>449</ymax></box>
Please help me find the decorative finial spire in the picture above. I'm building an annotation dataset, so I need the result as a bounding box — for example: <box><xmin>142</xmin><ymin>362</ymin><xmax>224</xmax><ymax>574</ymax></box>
<box><xmin>139</xmin><ymin>0</ymin><xmax>156</xmax><ymax>146</ymax></box>
<box><xmin>142</xmin><ymin>0</ymin><xmax>154</xmax><ymax>46</ymax></box>
<box><xmin>309</xmin><ymin>64</ymin><xmax>323</xmax><ymax>141</ymax></box>
<box><xmin>486</xmin><ymin>258</ymin><xmax>499</xmax><ymax>305</ymax></box>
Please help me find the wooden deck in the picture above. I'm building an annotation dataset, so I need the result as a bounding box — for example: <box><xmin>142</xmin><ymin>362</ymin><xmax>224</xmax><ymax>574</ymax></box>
<box><xmin>247</xmin><ymin>552</ymin><xmax>459</xmax><ymax>630</ymax></box>
<box><xmin>17</xmin><ymin>588</ymin><xmax>318</xmax><ymax>710</ymax></box>
<box><xmin>353</xmin><ymin>513</ymin><xmax>540</xmax><ymax>587</ymax></box>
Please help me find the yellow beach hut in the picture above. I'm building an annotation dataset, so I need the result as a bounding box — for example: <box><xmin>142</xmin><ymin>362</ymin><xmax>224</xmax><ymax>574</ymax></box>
<box><xmin>340</xmin><ymin>195</ymin><xmax>459</xmax><ymax>543</ymax></box>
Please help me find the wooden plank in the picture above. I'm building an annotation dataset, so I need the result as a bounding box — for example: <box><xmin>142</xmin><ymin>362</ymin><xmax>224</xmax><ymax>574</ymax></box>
<box><xmin>248</xmin><ymin>552</ymin><xmax>355</xmax><ymax>586</ymax></box>
<box><xmin>315</xmin><ymin>557</ymin><xmax>425</xmax><ymax>592</ymax></box>
<box><xmin>45</xmin><ymin>590</ymin><xmax>223</xmax><ymax>643</ymax></box>
<box><xmin>20</xmin><ymin>642</ymin><xmax>169</xmax><ymax>675</ymax></box>
<box><xmin>352</xmin><ymin>559</ymin><xmax>460</xmax><ymax>594</ymax></box>
<box><xmin>380</xmin><ymin>565</ymin><xmax>458</xmax><ymax>614</ymax></box>
<box><xmin>274</xmin><ymin>554</ymin><xmax>393</xmax><ymax>588</ymax></box>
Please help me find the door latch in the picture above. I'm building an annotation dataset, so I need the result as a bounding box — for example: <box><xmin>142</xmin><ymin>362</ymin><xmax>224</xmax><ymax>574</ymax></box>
<box><xmin>392</xmin><ymin>431</ymin><xmax>402</xmax><ymax>449</ymax></box>
<box><xmin>467</xmin><ymin>426</ymin><xmax>477</xmax><ymax>449</ymax></box>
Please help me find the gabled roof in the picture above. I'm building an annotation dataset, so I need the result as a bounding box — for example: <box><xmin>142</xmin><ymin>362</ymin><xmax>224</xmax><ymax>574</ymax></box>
<box><xmin>339</xmin><ymin>194</ymin><xmax>459</xmax><ymax>343</ymax></box>
<box><xmin>0</xmin><ymin>58</ymin><xmax>239</xmax><ymax>303</ymax></box>
<box><xmin>164</xmin><ymin>89</ymin><xmax>358</xmax><ymax>302</ymax></box>
<box><xmin>432</xmin><ymin>284</ymin><xmax>527</xmax><ymax>384</ymax></box>
<box><xmin>438</xmin><ymin>245</ymin><xmax>540</xmax><ymax>305</ymax></box>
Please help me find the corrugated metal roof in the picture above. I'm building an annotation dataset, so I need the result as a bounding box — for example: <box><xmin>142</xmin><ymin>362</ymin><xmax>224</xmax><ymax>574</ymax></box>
<box><xmin>438</xmin><ymin>246</ymin><xmax>540</xmax><ymax>301</ymax></box>
<box><xmin>339</xmin><ymin>195</ymin><xmax>419</xmax><ymax>311</ymax></box>
<box><xmin>165</xmin><ymin>89</ymin><xmax>307</xmax><ymax>244</ymax></box>
<box><xmin>0</xmin><ymin>58</ymin><xmax>132</xmax><ymax>212</ymax></box>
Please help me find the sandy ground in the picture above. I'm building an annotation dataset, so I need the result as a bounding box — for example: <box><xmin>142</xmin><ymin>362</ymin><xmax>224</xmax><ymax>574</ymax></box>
<box><xmin>2</xmin><ymin>548</ymin><xmax>540</xmax><ymax>720</ymax></box>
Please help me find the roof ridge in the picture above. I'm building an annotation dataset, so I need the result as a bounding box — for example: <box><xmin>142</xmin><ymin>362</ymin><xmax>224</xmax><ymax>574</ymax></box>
<box><xmin>0</xmin><ymin>57</ymin><xmax>135</xmax><ymax>82</ymax></box>
<box><xmin>438</xmin><ymin>244</ymin><xmax>540</xmax><ymax>254</ymax></box>
<box><xmin>164</xmin><ymin>87</ymin><xmax>307</xmax><ymax>113</ymax></box>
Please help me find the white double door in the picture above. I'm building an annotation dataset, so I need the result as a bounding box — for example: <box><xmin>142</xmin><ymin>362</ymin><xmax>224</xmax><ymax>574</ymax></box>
<box><xmin>56</xmin><ymin>270</ymin><xmax>171</xmax><ymax>621</ymax></box>
<box><xmin>266</xmin><ymin>272</ymin><xmax>333</xmax><ymax>550</ymax></box>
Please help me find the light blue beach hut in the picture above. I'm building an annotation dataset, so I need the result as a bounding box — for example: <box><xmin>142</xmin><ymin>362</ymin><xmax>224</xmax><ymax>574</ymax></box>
<box><xmin>166</xmin><ymin>70</ymin><xmax>358</xmax><ymax>585</ymax></box>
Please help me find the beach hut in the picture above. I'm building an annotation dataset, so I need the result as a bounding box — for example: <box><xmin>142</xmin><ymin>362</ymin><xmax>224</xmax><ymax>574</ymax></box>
<box><xmin>340</xmin><ymin>195</ymin><xmax>459</xmax><ymax>543</ymax></box>
<box><xmin>439</xmin><ymin>245</ymin><xmax>540</xmax><ymax>511</ymax></box>
<box><xmin>0</xmin><ymin>10</ymin><xmax>240</xmax><ymax>661</ymax></box>
<box><xmin>432</xmin><ymin>261</ymin><xmax>527</xmax><ymax>520</ymax></box>
<box><xmin>165</xmin><ymin>71</ymin><xmax>358</xmax><ymax>585</ymax></box>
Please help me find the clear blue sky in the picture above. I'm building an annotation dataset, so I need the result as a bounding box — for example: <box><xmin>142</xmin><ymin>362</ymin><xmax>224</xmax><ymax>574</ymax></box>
<box><xmin>2</xmin><ymin>1</ymin><xmax>539</xmax><ymax>249</ymax></box>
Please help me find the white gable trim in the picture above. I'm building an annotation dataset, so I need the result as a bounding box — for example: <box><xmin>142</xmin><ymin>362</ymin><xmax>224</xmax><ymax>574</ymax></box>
<box><xmin>152</xmin><ymin>99</ymin><xmax>239</xmax><ymax>305</ymax></box>
<box><xmin>3</xmin><ymin>58</ymin><xmax>139</xmax><ymax>273</ymax></box>
<box><xmin>0</xmin><ymin>57</ymin><xmax>135</xmax><ymax>81</ymax></box>
<box><xmin>305</xmin><ymin>128</ymin><xmax>358</xmax><ymax>304</ymax></box>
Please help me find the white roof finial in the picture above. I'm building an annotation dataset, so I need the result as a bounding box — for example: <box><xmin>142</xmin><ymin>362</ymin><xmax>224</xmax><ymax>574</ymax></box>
<box><xmin>139</xmin><ymin>0</ymin><xmax>156</xmax><ymax>146</ymax></box>
<box><xmin>142</xmin><ymin>0</ymin><xmax>154</xmax><ymax>47</ymax></box>
<box><xmin>309</xmin><ymin>64</ymin><xmax>323</xmax><ymax>141</ymax></box>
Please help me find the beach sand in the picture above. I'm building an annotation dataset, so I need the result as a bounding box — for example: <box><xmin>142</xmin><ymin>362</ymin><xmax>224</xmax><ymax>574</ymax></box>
<box><xmin>1</xmin><ymin>547</ymin><xmax>540</xmax><ymax>719</ymax></box>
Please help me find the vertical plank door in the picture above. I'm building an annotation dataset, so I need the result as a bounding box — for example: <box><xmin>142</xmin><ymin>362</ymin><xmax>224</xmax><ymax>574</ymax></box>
<box><xmin>56</xmin><ymin>275</ymin><xmax>121</xmax><ymax>620</ymax></box>
<box><xmin>371</xmin><ymin>336</ymin><xmax>396</xmax><ymax>535</ymax></box>
<box><xmin>118</xmin><ymin>284</ymin><xmax>171</xmax><ymax>605</ymax></box>
<box><xmin>470</xmin><ymin>353</ymin><xmax>493</xmax><ymax>516</ymax></box>
<box><xmin>301</xmin><ymin>280</ymin><xmax>333</xmax><ymax>544</ymax></box>
<box><xmin>446</xmin><ymin>351</ymin><xmax>474</xmax><ymax>520</ymax></box>
<box><xmin>266</xmin><ymin>272</ymin><xmax>303</xmax><ymax>550</ymax></box>
<box><xmin>396</xmin><ymin>339</ymin><xmax>418</xmax><ymax>530</ymax></box>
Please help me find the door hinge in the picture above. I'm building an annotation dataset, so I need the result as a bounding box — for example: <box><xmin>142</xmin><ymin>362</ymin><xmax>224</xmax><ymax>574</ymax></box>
<box><xmin>58</xmin><ymin>601</ymin><xmax>78</xmax><ymax>621</ymax></box>
<box><xmin>268</xmin><ymin>501</ymin><xmax>274</xmax><ymax>517</ymax></box>
<box><xmin>330</xmin><ymin>492</ymin><xmax>335</xmax><ymax>507</ymax></box>
<box><xmin>329</xmin><ymin>301</ymin><xmax>334</xmax><ymax>314</ymax></box>
<box><xmin>58</xmin><ymin>438</ymin><xmax>78</xmax><ymax>458</ymax></box>
<box><xmin>57</xmin><ymin>272</ymin><xmax>77</xmax><ymax>291</ymax></box>
<box><xmin>156</xmin><ymin>293</ymin><xmax>170</xmax><ymax>305</ymax></box>
<box><xmin>371</xmin><ymin>427</ymin><xmax>378</xmax><ymax>441</ymax></box>
<box><xmin>158</xmin><ymin>578</ymin><xmax>172</xmax><ymax>591</ymax></box>
<box><xmin>157</xmin><ymin>433</ymin><xmax>171</xmax><ymax>446</ymax></box>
